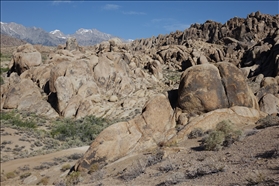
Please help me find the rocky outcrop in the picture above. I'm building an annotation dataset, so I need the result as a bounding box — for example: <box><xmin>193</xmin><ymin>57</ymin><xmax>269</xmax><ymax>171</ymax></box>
<box><xmin>8</xmin><ymin>44</ymin><xmax>42</xmax><ymax>75</ymax></box>
<box><xmin>73</xmin><ymin>94</ymin><xmax>176</xmax><ymax>172</ymax></box>
<box><xmin>0</xmin><ymin>73</ymin><xmax>58</xmax><ymax>118</ymax></box>
<box><xmin>1</xmin><ymin>12</ymin><xmax>278</xmax><ymax>180</ymax></box>
<box><xmin>130</xmin><ymin>11</ymin><xmax>279</xmax><ymax>50</ymax></box>
<box><xmin>259</xmin><ymin>93</ymin><xmax>279</xmax><ymax>115</ymax></box>
<box><xmin>65</xmin><ymin>37</ymin><xmax>78</xmax><ymax>51</ymax></box>
<box><xmin>177</xmin><ymin>62</ymin><xmax>258</xmax><ymax>115</ymax></box>
<box><xmin>170</xmin><ymin>106</ymin><xmax>266</xmax><ymax>143</ymax></box>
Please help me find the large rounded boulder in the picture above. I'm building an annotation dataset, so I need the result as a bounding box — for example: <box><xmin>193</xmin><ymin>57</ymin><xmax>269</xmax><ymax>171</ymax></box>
<box><xmin>9</xmin><ymin>44</ymin><xmax>42</xmax><ymax>75</ymax></box>
<box><xmin>177</xmin><ymin>62</ymin><xmax>258</xmax><ymax>115</ymax></box>
<box><xmin>178</xmin><ymin>64</ymin><xmax>229</xmax><ymax>114</ymax></box>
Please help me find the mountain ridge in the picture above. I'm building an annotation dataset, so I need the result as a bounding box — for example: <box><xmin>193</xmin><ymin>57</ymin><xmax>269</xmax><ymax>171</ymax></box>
<box><xmin>0</xmin><ymin>22</ymin><xmax>121</xmax><ymax>46</ymax></box>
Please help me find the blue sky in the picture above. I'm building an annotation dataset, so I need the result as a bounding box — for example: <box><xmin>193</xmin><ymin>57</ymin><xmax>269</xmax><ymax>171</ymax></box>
<box><xmin>1</xmin><ymin>1</ymin><xmax>278</xmax><ymax>40</ymax></box>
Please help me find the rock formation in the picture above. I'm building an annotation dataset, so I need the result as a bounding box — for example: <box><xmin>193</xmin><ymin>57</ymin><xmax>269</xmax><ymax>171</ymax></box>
<box><xmin>0</xmin><ymin>11</ymin><xmax>278</xmax><ymax>178</ymax></box>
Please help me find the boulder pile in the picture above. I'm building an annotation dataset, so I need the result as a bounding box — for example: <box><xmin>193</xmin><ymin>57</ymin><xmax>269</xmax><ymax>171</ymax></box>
<box><xmin>0</xmin><ymin>11</ymin><xmax>278</xmax><ymax>175</ymax></box>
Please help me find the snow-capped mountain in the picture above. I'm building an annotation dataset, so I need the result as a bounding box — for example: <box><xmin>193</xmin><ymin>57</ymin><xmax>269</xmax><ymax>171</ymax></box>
<box><xmin>0</xmin><ymin>22</ymin><xmax>121</xmax><ymax>46</ymax></box>
<box><xmin>72</xmin><ymin>28</ymin><xmax>114</xmax><ymax>46</ymax></box>
<box><xmin>49</xmin><ymin>29</ymin><xmax>67</xmax><ymax>39</ymax></box>
<box><xmin>0</xmin><ymin>22</ymin><xmax>66</xmax><ymax>46</ymax></box>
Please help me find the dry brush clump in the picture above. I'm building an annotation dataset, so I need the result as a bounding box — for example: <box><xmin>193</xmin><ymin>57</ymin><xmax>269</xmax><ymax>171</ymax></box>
<box><xmin>187</xmin><ymin>128</ymin><xmax>204</xmax><ymax>139</ymax></box>
<box><xmin>201</xmin><ymin>120</ymin><xmax>242</xmax><ymax>151</ymax></box>
<box><xmin>255</xmin><ymin>115</ymin><xmax>279</xmax><ymax>129</ymax></box>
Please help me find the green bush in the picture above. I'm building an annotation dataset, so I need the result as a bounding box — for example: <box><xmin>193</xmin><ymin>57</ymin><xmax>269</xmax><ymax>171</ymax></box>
<box><xmin>201</xmin><ymin>120</ymin><xmax>242</xmax><ymax>151</ymax></box>
<box><xmin>203</xmin><ymin>130</ymin><xmax>225</xmax><ymax>151</ymax></box>
<box><xmin>50</xmin><ymin>115</ymin><xmax>108</xmax><ymax>145</ymax></box>
<box><xmin>0</xmin><ymin>111</ymin><xmax>37</xmax><ymax>129</ymax></box>
<box><xmin>0</xmin><ymin>53</ymin><xmax>12</xmax><ymax>62</ymax></box>
<box><xmin>0</xmin><ymin>67</ymin><xmax>9</xmax><ymax>74</ymax></box>
<box><xmin>66</xmin><ymin>171</ymin><xmax>81</xmax><ymax>186</ymax></box>
<box><xmin>6</xmin><ymin>171</ymin><xmax>16</xmax><ymax>179</ymax></box>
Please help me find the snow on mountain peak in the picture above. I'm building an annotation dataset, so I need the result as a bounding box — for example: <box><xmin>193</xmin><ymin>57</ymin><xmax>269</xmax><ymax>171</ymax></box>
<box><xmin>0</xmin><ymin>22</ymin><xmax>6</xmax><ymax>24</ymax></box>
<box><xmin>50</xmin><ymin>29</ymin><xmax>61</xmax><ymax>34</ymax></box>
<box><xmin>77</xmin><ymin>28</ymin><xmax>93</xmax><ymax>34</ymax></box>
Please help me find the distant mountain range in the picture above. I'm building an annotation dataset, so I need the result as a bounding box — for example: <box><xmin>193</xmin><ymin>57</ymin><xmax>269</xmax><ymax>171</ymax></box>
<box><xmin>0</xmin><ymin>22</ymin><xmax>122</xmax><ymax>46</ymax></box>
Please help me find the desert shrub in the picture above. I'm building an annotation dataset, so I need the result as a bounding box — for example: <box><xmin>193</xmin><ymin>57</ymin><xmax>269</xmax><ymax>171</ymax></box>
<box><xmin>246</xmin><ymin>172</ymin><xmax>276</xmax><ymax>186</ymax></box>
<box><xmin>0</xmin><ymin>111</ymin><xmax>16</xmax><ymax>120</ymax></box>
<box><xmin>1</xmin><ymin>140</ymin><xmax>12</xmax><ymax>145</ymax></box>
<box><xmin>18</xmin><ymin>165</ymin><xmax>30</xmax><ymax>171</ymax></box>
<box><xmin>37</xmin><ymin>177</ymin><xmax>49</xmax><ymax>185</ymax></box>
<box><xmin>185</xmin><ymin>164</ymin><xmax>225</xmax><ymax>179</ymax></box>
<box><xmin>0</xmin><ymin>111</ymin><xmax>37</xmax><ymax>129</ymax></box>
<box><xmin>50</xmin><ymin>115</ymin><xmax>108</xmax><ymax>145</ymax></box>
<box><xmin>20</xmin><ymin>172</ymin><xmax>31</xmax><ymax>179</ymax></box>
<box><xmin>67</xmin><ymin>153</ymin><xmax>83</xmax><ymax>160</ymax></box>
<box><xmin>66</xmin><ymin>172</ymin><xmax>81</xmax><ymax>186</ymax></box>
<box><xmin>88</xmin><ymin>163</ymin><xmax>100</xmax><ymax>174</ymax></box>
<box><xmin>255</xmin><ymin>115</ymin><xmax>279</xmax><ymax>129</ymax></box>
<box><xmin>188</xmin><ymin>128</ymin><xmax>204</xmax><ymax>139</ymax></box>
<box><xmin>0</xmin><ymin>67</ymin><xmax>9</xmax><ymax>84</ymax></box>
<box><xmin>33</xmin><ymin>162</ymin><xmax>56</xmax><ymax>170</ymax></box>
<box><xmin>202</xmin><ymin>131</ymin><xmax>225</xmax><ymax>151</ymax></box>
<box><xmin>6</xmin><ymin>171</ymin><xmax>16</xmax><ymax>179</ymax></box>
<box><xmin>201</xmin><ymin>120</ymin><xmax>242</xmax><ymax>151</ymax></box>
<box><xmin>0</xmin><ymin>67</ymin><xmax>9</xmax><ymax>74</ymax></box>
<box><xmin>0</xmin><ymin>53</ymin><xmax>12</xmax><ymax>61</ymax></box>
<box><xmin>61</xmin><ymin>164</ymin><xmax>71</xmax><ymax>172</ymax></box>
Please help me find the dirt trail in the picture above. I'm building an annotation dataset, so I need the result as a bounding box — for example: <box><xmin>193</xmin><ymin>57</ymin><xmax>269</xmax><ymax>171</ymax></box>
<box><xmin>1</xmin><ymin>146</ymin><xmax>89</xmax><ymax>173</ymax></box>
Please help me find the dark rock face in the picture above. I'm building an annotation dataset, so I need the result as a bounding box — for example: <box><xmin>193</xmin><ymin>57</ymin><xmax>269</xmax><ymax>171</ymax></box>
<box><xmin>216</xmin><ymin>62</ymin><xmax>257</xmax><ymax>108</ymax></box>
<box><xmin>178</xmin><ymin>64</ymin><xmax>228</xmax><ymax>114</ymax></box>
<box><xmin>178</xmin><ymin>63</ymin><xmax>258</xmax><ymax>115</ymax></box>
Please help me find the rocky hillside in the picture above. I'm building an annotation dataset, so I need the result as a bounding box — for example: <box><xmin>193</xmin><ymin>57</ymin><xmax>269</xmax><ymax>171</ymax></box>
<box><xmin>0</xmin><ymin>34</ymin><xmax>27</xmax><ymax>47</ymax></box>
<box><xmin>0</xmin><ymin>11</ymin><xmax>279</xmax><ymax>185</ymax></box>
<box><xmin>0</xmin><ymin>22</ymin><xmax>122</xmax><ymax>46</ymax></box>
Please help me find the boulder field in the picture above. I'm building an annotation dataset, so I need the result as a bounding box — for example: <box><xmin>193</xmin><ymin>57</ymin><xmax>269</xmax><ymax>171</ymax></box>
<box><xmin>1</xmin><ymin>11</ymin><xmax>278</xmax><ymax>177</ymax></box>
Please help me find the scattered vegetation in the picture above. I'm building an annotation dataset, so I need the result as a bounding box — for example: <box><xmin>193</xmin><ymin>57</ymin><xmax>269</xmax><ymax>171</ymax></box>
<box><xmin>89</xmin><ymin>163</ymin><xmax>99</xmax><ymax>174</ymax></box>
<box><xmin>66</xmin><ymin>171</ymin><xmax>82</xmax><ymax>186</ymax></box>
<box><xmin>5</xmin><ymin>171</ymin><xmax>16</xmax><ymax>179</ymax></box>
<box><xmin>246</xmin><ymin>172</ymin><xmax>276</xmax><ymax>186</ymax></box>
<box><xmin>0</xmin><ymin>67</ymin><xmax>9</xmax><ymax>74</ymax></box>
<box><xmin>20</xmin><ymin>172</ymin><xmax>31</xmax><ymax>179</ymax></box>
<box><xmin>201</xmin><ymin>120</ymin><xmax>242</xmax><ymax>151</ymax></box>
<box><xmin>185</xmin><ymin>164</ymin><xmax>225</xmax><ymax>179</ymax></box>
<box><xmin>50</xmin><ymin>115</ymin><xmax>109</xmax><ymax>145</ymax></box>
<box><xmin>37</xmin><ymin>177</ymin><xmax>49</xmax><ymax>185</ymax></box>
<box><xmin>188</xmin><ymin>128</ymin><xmax>204</xmax><ymax>139</ymax></box>
<box><xmin>255</xmin><ymin>115</ymin><xmax>279</xmax><ymax>129</ymax></box>
<box><xmin>61</xmin><ymin>164</ymin><xmax>71</xmax><ymax>172</ymax></box>
<box><xmin>0</xmin><ymin>111</ymin><xmax>37</xmax><ymax>129</ymax></box>
<box><xmin>1</xmin><ymin>109</ymin><xmax>112</xmax><ymax>161</ymax></box>
<box><xmin>164</xmin><ymin>69</ymin><xmax>181</xmax><ymax>85</ymax></box>
<box><xmin>0</xmin><ymin>52</ymin><xmax>12</xmax><ymax>61</ymax></box>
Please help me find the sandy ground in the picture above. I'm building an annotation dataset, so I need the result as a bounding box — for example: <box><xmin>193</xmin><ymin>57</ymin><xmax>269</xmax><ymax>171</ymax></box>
<box><xmin>1</xmin><ymin>146</ymin><xmax>89</xmax><ymax>173</ymax></box>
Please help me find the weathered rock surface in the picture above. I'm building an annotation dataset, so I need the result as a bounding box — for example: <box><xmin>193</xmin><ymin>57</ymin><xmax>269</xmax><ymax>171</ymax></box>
<box><xmin>1</xmin><ymin>11</ymin><xmax>279</xmax><ymax>185</ymax></box>
<box><xmin>178</xmin><ymin>64</ymin><xmax>229</xmax><ymax>114</ymax></box>
<box><xmin>0</xmin><ymin>73</ymin><xmax>58</xmax><ymax>118</ymax></box>
<box><xmin>73</xmin><ymin>94</ymin><xmax>176</xmax><ymax>172</ymax></box>
<box><xmin>65</xmin><ymin>37</ymin><xmax>78</xmax><ymax>51</ymax></box>
<box><xmin>171</xmin><ymin>106</ymin><xmax>266</xmax><ymax>143</ymax></box>
<box><xmin>177</xmin><ymin>62</ymin><xmax>258</xmax><ymax>115</ymax></box>
<box><xmin>259</xmin><ymin>93</ymin><xmax>279</xmax><ymax>115</ymax></box>
<box><xmin>9</xmin><ymin>43</ymin><xmax>42</xmax><ymax>75</ymax></box>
